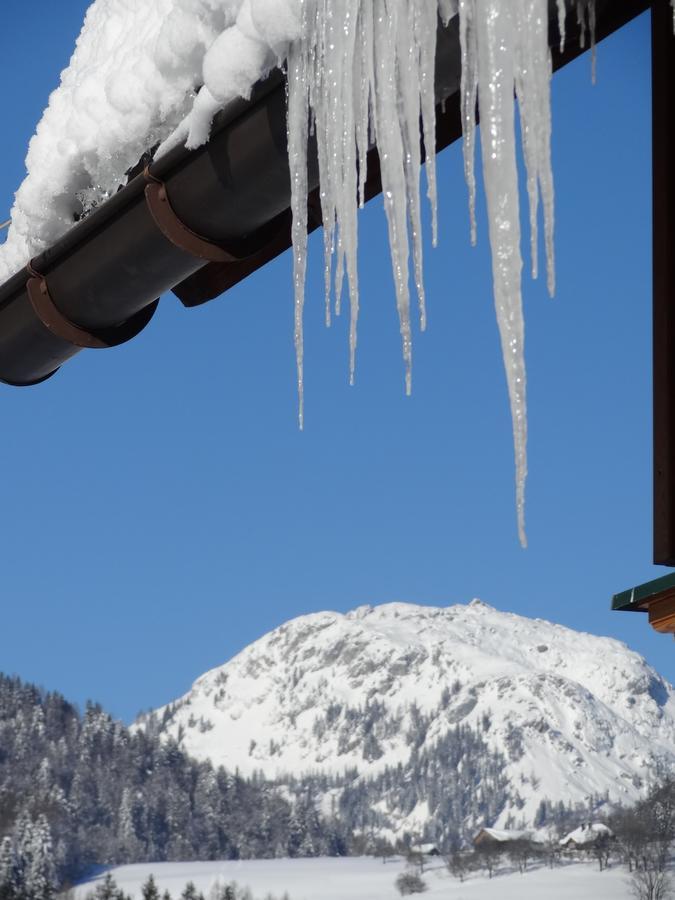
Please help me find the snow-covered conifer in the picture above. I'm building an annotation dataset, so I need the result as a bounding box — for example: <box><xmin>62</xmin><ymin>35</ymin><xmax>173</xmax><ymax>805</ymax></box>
<box><xmin>141</xmin><ymin>875</ymin><xmax>160</xmax><ymax>900</ymax></box>
<box><xmin>180</xmin><ymin>882</ymin><xmax>199</xmax><ymax>900</ymax></box>
<box><xmin>24</xmin><ymin>815</ymin><xmax>57</xmax><ymax>900</ymax></box>
<box><xmin>0</xmin><ymin>836</ymin><xmax>19</xmax><ymax>900</ymax></box>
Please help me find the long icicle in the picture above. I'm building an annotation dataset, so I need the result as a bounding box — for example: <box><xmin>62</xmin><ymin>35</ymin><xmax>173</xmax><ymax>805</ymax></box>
<box><xmin>515</xmin><ymin>0</ymin><xmax>555</xmax><ymax>296</ymax></box>
<box><xmin>286</xmin><ymin>0</ymin><xmax>565</xmax><ymax>545</ymax></box>
<box><xmin>459</xmin><ymin>0</ymin><xmax>479</xmax><ymax>246</ymax></box>
<box><xmin>415</xmin><ymin>0</ymin><xmax>440</xmax><ymax>252</ymax></box>
<box><xmin>286</xmin><ymin>14</ymin><xmax>310</xmax><ymax>431</ymax></box>
<box><xmin>372</xmin><ymin>0</ymin><xmax>413</xmax><ymax>394</ymax></box>
<box><xmin>472</xmin><ymin>0</ymin><xmax>528</xmax><ymax>546</ymax></box>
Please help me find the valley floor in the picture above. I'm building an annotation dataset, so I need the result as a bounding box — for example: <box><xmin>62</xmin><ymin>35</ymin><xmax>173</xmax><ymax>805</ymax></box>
<box><xmin>75</xmin><ymin>856</ymin><xmax>634</xmax><ymax>900</ymax></box>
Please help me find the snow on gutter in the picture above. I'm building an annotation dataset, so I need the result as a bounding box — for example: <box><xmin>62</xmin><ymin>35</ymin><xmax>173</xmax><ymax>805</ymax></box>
<box><xmin>0</xmin><ymin>70</ymin><xmax>293</xmax><ymax>380</ymax></box>
<box><xmin>0</xmin><ymin>0</ymin><xmax>651</xmax><ymax>542</ymax></box>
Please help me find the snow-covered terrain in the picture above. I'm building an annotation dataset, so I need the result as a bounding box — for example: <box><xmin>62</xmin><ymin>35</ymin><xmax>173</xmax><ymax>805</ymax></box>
<box><xmin>75</xmin><ymin>856</ymin><xmax>636</xmax><ymax>900</ymax></box>
<box><xmin>141</xmin><ymin>601</ymin><xmax>675</xmax><ymax>831</ymax></box>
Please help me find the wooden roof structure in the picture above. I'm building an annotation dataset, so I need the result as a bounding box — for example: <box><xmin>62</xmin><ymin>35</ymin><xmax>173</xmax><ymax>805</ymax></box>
<box><xmin>612</xmin><ymin>0</ymin><xmax>675</xmax><ymax>633</ymax></box>
<box><xmin>613</xmin><ymin>571</ymin><xmax>675</xmax><ymax>633</ymax></box>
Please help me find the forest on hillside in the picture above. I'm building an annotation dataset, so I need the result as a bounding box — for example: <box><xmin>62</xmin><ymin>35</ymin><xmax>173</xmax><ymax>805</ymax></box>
<box><xmin>0</xmin><ymin>675</ymin><xmax>347</xmax><ymax>896</ymax></box>
<box><xmin>1</xmin><ymin>672</ymin><xmax>671</xmax><ymax>899</ymax></box>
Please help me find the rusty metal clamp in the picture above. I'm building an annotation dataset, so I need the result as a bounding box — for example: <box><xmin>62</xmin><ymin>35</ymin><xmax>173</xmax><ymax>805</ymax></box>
<box><xmin>26</xmin><ymin>261</ymin><xmax>158</xmax><ymax>350</ymax></box>
<box><xmin>143</xmin><ymin>166</ymin><xmax>242</xmax><ymax>263</ymax></box>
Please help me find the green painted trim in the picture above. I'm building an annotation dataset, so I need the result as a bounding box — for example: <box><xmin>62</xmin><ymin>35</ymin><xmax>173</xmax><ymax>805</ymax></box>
<box><xmin>612</xmin><ymin>571</ymin><xmax>675</xmax><ymax>611</ymax></box>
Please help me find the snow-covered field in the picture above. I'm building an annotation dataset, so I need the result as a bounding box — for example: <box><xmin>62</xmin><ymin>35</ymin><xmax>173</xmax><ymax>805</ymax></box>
<box><xmin>75</xmin><ymin>856</ymin><xmax>634</xmax><ymax>900</ymax></box>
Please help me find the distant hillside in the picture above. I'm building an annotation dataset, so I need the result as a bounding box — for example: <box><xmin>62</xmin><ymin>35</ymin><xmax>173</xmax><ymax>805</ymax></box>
<box><xmin>141</xmin><ymin>601</ymin><xmax>675</xmax><ymax>841</ymax></box>
<box><xmin>0</xmin><ymin>675</ymin><xmax>346</xmax><ymax>894</ymax></box>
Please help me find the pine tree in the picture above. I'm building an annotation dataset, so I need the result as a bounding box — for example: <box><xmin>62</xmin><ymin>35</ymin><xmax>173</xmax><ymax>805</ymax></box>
<box><xmin>94</xmin><ymin>873</ymin><xmax>120</xmax><ymax>900</ymax></box>
<box><xmin>117</xmin><ymin>788</ymin><xmax>143</xmax><ymax>863</ymax></box>
<box><xmin>12</xmin><ymin>812</ymin><xmax>32</xmax><ymax>891</ymax></box>
<box><xmin>180</xmin><ymin>883</ymin><xmax>199</xmax><ymax>900</ymax></box>
<box><xmin>0</xmin><ymin>836</ymin><xmax>18</xmax><ymax>900</ymax></box>
<box><xmin>141</xmin><ymin>875</ymin><xmax>160</xmax><ymax>900</ymax></box>
<box><xmin>24</xmin><ymin>816</ymin><xmax>57</xmax><ymax>900</ymax></box>
<box><xmin>286</xmin><ymin>809</ymin><xmax>304</xmax><ymax>857</ymax></box>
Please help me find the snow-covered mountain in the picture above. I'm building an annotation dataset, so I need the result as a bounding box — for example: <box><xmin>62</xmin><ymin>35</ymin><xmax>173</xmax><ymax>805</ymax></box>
<box><xmin>142</xmin><ymin>601</ymin><xmax>675</xmax><ymax>832</ymax></box>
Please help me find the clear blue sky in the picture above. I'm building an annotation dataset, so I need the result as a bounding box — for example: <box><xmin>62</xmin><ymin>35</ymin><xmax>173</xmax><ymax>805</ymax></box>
<box><xmin>0</xmin><ymin>6</ymin><xmax>668</xmax><ymax>724</ymax></box>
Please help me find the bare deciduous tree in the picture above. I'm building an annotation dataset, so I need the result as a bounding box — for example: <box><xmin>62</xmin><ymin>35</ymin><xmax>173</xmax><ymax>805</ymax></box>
<box><xmin>445</xmin><ymin>850</ymin><xmax>472</xmax><ymax>882</ymax></box>
<box><xmin>629</xmin><ymin>868</ymin><xmax>673</xmax><ymax>900</ymax></box>
<box><xmin>475</xmin><ymin>842</ymin><xmax>502</xmax><ymax>879</ymax></box>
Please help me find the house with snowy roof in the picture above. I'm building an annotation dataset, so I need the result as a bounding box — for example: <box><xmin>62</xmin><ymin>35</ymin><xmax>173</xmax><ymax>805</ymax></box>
<box><xmin>409</xmin><ymin>842</ymin><xmax>439</xmax><ymax>857</ymax></box>
<box><xmin>559</xmin><ymin>822</ymin><xmax>613</xmax><ymax>849</ymax></box>
<box><xmin>473</xmin><ymin>828</ymin><xmax>535</xmax><ymax>848</ymax></box>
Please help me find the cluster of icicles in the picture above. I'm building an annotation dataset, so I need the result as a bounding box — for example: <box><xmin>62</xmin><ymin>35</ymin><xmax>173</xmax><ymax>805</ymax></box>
<box><xmin>286</xmin><ymin>0</ymin><xmax>597</xmax><ymax>547</ymax></box>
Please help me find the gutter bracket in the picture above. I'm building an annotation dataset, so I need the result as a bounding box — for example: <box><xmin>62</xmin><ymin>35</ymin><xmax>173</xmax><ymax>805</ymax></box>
<box><xmin>144</xmin><ymin>167</ymin><xmax>240</xmax><ymax>263</ymax></box>
<box><xmin>173</xmin><ymin>209</ymin><xmax>293</xmax><ymax>307</ymax></box>
<box><xmin>26</xmin><ymin>263</ymin><xmax>158</xmax><ymax>350</ymax></box>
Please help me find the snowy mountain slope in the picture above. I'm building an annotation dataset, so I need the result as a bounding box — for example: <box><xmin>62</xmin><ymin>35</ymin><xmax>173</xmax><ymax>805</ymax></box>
<box><xmin>141</xmin><ymin>601</ymin><xmax>675</xmax><ymax>829</ymax></box>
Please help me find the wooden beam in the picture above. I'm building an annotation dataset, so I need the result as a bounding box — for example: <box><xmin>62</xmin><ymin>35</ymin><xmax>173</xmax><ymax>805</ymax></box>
<box><xmin>648</xmin><ymin>592</ymin><xmax>675</xmax><ymax>633</ymax></box>
<box><xmin>653</xmin><ymin>0</ymin><xmax>675</xmax><ymax>565</ymax></box>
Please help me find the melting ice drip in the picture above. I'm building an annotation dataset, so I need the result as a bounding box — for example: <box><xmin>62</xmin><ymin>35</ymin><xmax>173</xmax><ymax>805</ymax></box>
<box><xmin>287</xmin><ymin>0</ymin><xmax>595</xmax><ymax>547</ymax></box>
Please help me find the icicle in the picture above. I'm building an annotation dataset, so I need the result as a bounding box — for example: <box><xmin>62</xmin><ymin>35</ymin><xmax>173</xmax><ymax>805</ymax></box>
<box><xmin>287</xmin><ymin>0</ymin><xmax>437</xmax><ymax>401</ymax></box>
<box><xmin>414</xmin><ymin>0</ymin><xmax>440</xmax><ymax>251</ymax></box>
<box><xmin>337</xmin><ymin>0</ymin><xmax>361</xmax><ymax>382</ymax></box>
<box><xmin>354</xmin><ymin>2</ymin><xmax>374</xmax><ymax>209</ymax></box>
<box><xmin>588</xmin><ymin>0</ymin><xmax>597</xmax><ymax>86</ymax></box>
<box><xmin>459</xmin><ymin>0</ymin><xmax>479</xmax><ymax>246</ymax></box>
<box><xmin>576</xmin><ymin>0</ymin><xmax>597</xmax><ymax>83</ymax></box>
<box><xmin>576</xmin><ymin>1</ymin><xmax>586</xmax><ymax>49</ymax></box>
<box><xmin>515</xmin><ymin>0</ymin><xmax>555</xmax><ymax>296</ymax></box>
<box><xmin>304</xmin><ymin>0</ymin><xmax>362</xmax><ymax>375</ymax></box>
<box><xmin>312</xmin><ymin>0</ymin><xmax>337</xmax><ymax>329</ymax></box>
<box><xmin>285</xmin><ymin>0</ymin><xmax>565</xmax><ymax>544</ymax></box>
<box><xmin>397</xmin><ymin>1</ymin><xmax>427</xmax><ymax>331</ymax></box>
<box><xmin>556</xmin><ymin>0</ymin><xmax>566</xmax><ymax>53</ymax></box>
<box><xmin>372</xmin><ymin>0</ymin><xmax>413</xmax><ymax>393</ymax></box>
<box><xmin>468</xmin><ymin>0</ymin><xmax>529</xmax><ymax>546</ymax></box>
<box><xmin>439</xmin><ymin>0</ymin><xmax>458</xmax><ymax>23</ymax></box>
<box><xmin>286</xmin><ymin>33</ymin><xmax>310</xmax><ymax>431</ymax></box>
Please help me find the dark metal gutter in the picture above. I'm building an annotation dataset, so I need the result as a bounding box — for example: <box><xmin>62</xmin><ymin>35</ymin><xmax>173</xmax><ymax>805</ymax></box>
<box><xmin>0</xmin><ymin>0</ymin><xmax>650</xmax><ymax>387</ymax></box>
<box><xmin>0</xmin><ymin>72</ymin><xmax>293</xmax><ymax>385</ymax></box>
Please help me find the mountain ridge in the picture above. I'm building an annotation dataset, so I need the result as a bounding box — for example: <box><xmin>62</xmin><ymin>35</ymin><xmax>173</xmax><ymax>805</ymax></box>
<box><xmin>140</xmin><ymin>600</ymin><xmax>675</xmax><ymax>835</ymax></box>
